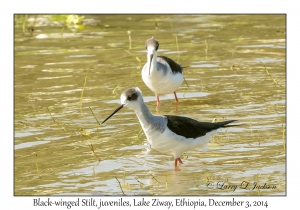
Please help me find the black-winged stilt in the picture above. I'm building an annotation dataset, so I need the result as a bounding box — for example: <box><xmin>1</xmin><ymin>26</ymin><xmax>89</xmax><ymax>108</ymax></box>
<box><xmin>101</xmin><ymin>87</ymin><xmax>238</xmax><ymax>169</ymax></box>
<box><xmin>142</xmin><ymin>38</ymin><xmax>184</xmax><ymax>106</ymax></box>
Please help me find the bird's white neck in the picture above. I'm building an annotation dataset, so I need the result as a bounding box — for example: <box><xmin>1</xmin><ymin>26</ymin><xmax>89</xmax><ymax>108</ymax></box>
<box><xmin>147</xmin><ymin>51</ymin><xmax>158</xmax><ymax>74</ymax></box>
<box><xmin>133</xmin><ymin>100</ymin><xmax>154</xmax><ymax>131</ymax></box>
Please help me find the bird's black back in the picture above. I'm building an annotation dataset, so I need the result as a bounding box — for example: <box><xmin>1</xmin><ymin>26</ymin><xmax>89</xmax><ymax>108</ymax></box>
<box><xmin>158</xmin><ymin>56</ymin><xmax>183</xmax><ymax>74</ymax></box>
<box><xmin>165</xmin><ymin>115</ymin><xmax>237</xmax><ymax>139</ymax></box>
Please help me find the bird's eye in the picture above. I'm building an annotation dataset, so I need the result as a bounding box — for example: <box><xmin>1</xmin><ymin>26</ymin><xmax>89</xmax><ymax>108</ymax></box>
<box><xmin>126</xmin><ymin>92</ymin><xmax>137</xmax><ymax>101</ymax></box>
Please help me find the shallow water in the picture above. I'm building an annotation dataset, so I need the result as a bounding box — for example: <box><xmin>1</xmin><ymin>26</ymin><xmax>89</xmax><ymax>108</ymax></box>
<box><xmin>14</xmin><ymin>14</ymin><xmax>286</xmax><ymax>196</ymax></box>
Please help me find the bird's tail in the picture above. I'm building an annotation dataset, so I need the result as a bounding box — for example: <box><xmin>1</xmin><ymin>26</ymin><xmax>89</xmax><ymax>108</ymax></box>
<box><xmin>213</xmin><ymin>120</ymin><xmax>240</xmax><ymax>129</ymax></box>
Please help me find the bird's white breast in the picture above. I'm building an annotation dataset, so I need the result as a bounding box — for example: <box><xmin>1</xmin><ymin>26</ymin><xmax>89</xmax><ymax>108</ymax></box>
<box><xmin>142</xmin><ymin>63</ymin><xmax>183</xmax><ymax>95</ymax></box>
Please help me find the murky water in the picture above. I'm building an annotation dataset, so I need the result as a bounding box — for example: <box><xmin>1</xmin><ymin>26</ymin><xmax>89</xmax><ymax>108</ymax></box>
<box><xmin>14</xmin><ymin>14</ymin><xmax>286</xmax><ymax>196</ymax></box>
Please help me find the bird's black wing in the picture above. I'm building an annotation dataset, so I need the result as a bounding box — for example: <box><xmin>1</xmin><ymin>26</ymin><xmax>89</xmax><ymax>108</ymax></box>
<box><xmin>165</xmin><ymin>115</ymin><xmax>237</xmax><ymax>139</ymax></box>
<box><xmin>158</xmin><ymin>56</ymin><xmax>183</xmax><ymax>74</ymax></box>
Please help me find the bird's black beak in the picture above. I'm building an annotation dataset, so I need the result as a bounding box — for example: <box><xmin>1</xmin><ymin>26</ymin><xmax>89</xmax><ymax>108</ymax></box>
<box><xmin>101</xmin><ymin>104</ymin><xmax>125</xmax><ymax>124</ymax></box>
<box><xmin>148</xmin><ymin>54</ymin><xmax>153</xmax><ymax>75</ymax></box>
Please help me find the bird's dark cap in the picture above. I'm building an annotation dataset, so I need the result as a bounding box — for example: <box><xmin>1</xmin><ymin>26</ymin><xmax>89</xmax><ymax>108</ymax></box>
<box><xmin>145</xmin><ymin>37</ymin><xmax>159</xmax><ymax>50</ymax></box>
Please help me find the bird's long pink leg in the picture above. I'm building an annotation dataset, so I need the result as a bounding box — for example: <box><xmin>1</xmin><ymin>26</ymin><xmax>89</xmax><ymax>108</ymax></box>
<box><xmin>174</xmin><ymin>92</ymin><xmax>179</xmax><ymax>103</ymax></box>
<box><xmin>174</xmin><ymin>157</ymin><xmax>183</xmax><ymax>167</ymax></box>
<box><xmin>156</xmin><ymin>95</ymin><xmax>160</xmax><ymax>106</ymax></box>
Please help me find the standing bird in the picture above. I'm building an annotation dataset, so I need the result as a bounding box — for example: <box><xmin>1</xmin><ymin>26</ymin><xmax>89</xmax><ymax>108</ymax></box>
<box><xmin>142</xmin><ymin>38</ymin><xmax>184</xmax><ymax>106</ymax></box>
<box><xmin>101</xmin><ymin>87</ymin><xmax>238</xmax><ymax>169</ymax></box>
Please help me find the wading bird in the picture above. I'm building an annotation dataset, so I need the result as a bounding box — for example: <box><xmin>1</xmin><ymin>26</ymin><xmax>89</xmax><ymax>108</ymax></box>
<box><xmin>101</xmin><ymin>87</ymin><xmax>238</xmax><ymax>169</ymax></box>
<box><xmin>142</xmin><ymin>38</ymin><xmax>184</xmax><ymax>106</ymax></box>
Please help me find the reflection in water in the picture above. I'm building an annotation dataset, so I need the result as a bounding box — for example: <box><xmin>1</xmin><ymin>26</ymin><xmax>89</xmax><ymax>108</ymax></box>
<box><xmin>14</xmin><ymin>14</ymin><xmax>285</xmax><ymax>196</ymax></box>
